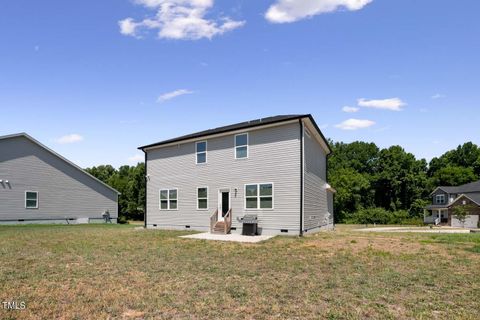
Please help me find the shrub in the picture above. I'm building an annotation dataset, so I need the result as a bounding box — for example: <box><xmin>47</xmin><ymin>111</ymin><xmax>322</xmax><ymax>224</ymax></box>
<box><xmin>346</xmin><ymin>208</ymin><xmax>423</xmax><ymax>225</ymax></box>
<box><xmin>117</xmin><ymin>216</ymin><xmax>128</xmax><ymax>224</ymax></box>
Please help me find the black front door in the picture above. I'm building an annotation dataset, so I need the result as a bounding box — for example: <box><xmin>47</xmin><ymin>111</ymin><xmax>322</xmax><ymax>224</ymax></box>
<box><xmin>221</xmin><ymin>192</ymin><xmax>229</xmax><ymax>217</ymax></box>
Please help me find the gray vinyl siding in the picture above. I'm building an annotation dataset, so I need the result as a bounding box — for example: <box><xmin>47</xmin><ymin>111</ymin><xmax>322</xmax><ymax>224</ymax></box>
<box><xmin>432</xmin><ymin>190</ymin><xmax>449</xmax><ymax>205</ymax></box>
<box><xmin>146</xmin><ymin>122</ymin><xmax>301</xmax><ymax>235</ymax></box>
<box><xmin>303</xmin><ymin>129</ymin><xmax>333</xmax><ymax>231</ymax></box>
<box><xmin>0</xmin><ymin>136</ymin><xmax>118</xmax><ymax>221</ymax></box>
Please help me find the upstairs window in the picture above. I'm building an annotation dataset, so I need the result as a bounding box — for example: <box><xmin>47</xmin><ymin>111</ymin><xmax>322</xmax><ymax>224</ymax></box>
<box><xmin>245</xmin><ymin>183</ymin><xmax>273</xmax><ymax>209</ymax></box>
<box><xmin>25</xmin><ymin>191</ymin><xmax>38</xmax><ymax>209</ymax></box>
<box><xmin>197</xmin><ymin>187</ymin><xmax>208</xmax><ymax>210</ymax></box>
<box><xmin>235</xmin><ymin>133</ymin><xmax>248</xmax><ymax>159</ymax></box>
<box><xmin>196</xmin><ymin>141</ymin><xmax>207</xmax><ymax>164</ymax></box>
<box><xmin>436</xmin><ymin>194</ymin><xmax>446</xmax><ymax>205</ymax></box>
<box><xmin>160</xmin><ymin>189</ymin><xmax>178</xmax><ymax>210</ymax></box>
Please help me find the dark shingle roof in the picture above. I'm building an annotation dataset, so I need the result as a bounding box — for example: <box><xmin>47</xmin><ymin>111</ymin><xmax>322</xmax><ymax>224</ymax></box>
<box><xmin>139</xmin><ymin>114</ymin><xmax>331</xmax><ymax>152</ymax></box>
<box><xmin>464</xmin><ymin>193</ymin><xmax>480</xmax><ymax>205</ymax></box>
<box><xmin>437</xmin><ymin>180</ymin><xmax>480</xmax><ymax>194</ymax></box>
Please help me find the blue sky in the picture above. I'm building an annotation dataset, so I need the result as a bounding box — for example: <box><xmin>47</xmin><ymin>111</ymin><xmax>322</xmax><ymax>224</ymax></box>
<box><xmin>1</xmin><ymin>0</ymin><xmax>479</xmax><ymax>168</ymax></box>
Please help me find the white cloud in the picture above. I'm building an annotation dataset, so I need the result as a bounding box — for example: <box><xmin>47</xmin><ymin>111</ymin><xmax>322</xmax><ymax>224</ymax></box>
<box><xmin>128</xmin><ymin>154</ymin><xmax>145</xmax><ymax>163</ymax></box>
<box><xmin>431</xmin><ymin>93</ymin><xmax>446</xmax><ymax>99</ymax></box>
<box><xmin>157</xmin><ymin>89</ymin><xmax>194</xmax><ymax>103</ymax></box>
<box><xmin>265</xmin><ymin>0</ymin><xmax>372</xmax><ymax>23</ymax></box>
<box><xmin>335</xmin><ymin>118</ymin><xmax>375</xmax><ymax>130</ymax></box>
<box><xmin>56</xmin><ymin>134</ymin><xmax>84</xmax><ymax>144</ymax></box>
<box><xmin>119</xmin><ymin>0</ymin><xmax>245</xmax><ymax>40</ymax></box>
<box><xmin>357</xmin><ymin>98</ymin><xmax>406</xmax><ymax>111</ymax></box>
<box><xmin>119</xmin><ymin>18</ymin><xmax>138</xmax><ymax>36</ymax></box>
<box><xmin>342</xmin><ymin>106</ymin><xmax>359</xmax><ymax>113</ymax></box>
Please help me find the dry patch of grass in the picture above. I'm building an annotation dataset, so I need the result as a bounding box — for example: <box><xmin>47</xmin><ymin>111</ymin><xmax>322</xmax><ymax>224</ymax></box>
<box><xmin>0</xmin><ymin>224</ymin><xmax>479</xmax><ymax>319</ymax></box>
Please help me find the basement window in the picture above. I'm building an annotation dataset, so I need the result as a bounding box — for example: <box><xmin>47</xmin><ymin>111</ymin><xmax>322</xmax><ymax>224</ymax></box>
<box><xmin>25</xmin><ymin>191</ymin><xmax>38</xmax><ymax>209</ymax></box>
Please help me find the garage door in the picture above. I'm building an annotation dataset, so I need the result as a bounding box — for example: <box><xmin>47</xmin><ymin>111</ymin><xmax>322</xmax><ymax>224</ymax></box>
<box><xmin>451</xmin><ymin>215</ymin><xmax>479</xmax><ymax>228</ymax></box>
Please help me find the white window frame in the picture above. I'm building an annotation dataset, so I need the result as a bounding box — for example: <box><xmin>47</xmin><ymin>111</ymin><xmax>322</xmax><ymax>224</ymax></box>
<box><xmin>197</xmin><ymin>187</ymin><xmax>209</xmax><ymax>210</ymax></box>
<box><xmin>244</xmin><ymin>183</ymin><xmax>274</xmax><ymax>210</ymax></box>
<box><xmin>436</xmin><ymin>194</ymin><xmax>446</xmax><ymax>205</ymax></box>
<box><xmin>196</xmin><ymin>141</ymin><xmax>207</xmax><ymax>164</ymax></box>
<box><xmin>25</xmin><ymin>191</ymin><xmax>39</xmax><ymax>209</ymax></box>
<box><xmin>234</xmin><ymin>133</ymin><xmax>249</xmax><ymax>159</ymax></box>
<box><xmin>159</xmin><ymin>189</ymin><xmax>178</xmax><ymax>211</ymax></box>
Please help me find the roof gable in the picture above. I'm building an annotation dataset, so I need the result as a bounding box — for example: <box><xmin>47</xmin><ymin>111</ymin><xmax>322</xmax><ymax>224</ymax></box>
<box><xmin>448</xmin><ymin>193</ymin><xmax>480</xmax><ymax>207</ymax></box>
<box><xmin>0</xmin><ymin>133</ymin><xmax>120</xmax><ymax>194</ymax></box>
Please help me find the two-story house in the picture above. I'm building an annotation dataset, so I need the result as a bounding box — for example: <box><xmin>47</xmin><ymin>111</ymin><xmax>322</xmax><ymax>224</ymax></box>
<box><xmin>424</xmin><ymin>180</ymin><xmax>480</xmax><ymax>228</ymax></box>
<box><xmin>138</xmin><ymin>115</ymin><xmax>335</xmax><ymax>236</ymax></box>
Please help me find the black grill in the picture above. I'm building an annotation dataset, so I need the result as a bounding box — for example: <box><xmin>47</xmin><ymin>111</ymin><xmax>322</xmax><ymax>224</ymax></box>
<box><xmin>237</xmin><ymin>214</ymin><xmax>258</xmax><ymax>236</ymax></box>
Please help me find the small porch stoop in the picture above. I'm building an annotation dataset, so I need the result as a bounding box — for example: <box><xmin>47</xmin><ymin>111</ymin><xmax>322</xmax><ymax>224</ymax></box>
<box><xmin>210</xmin><ymin>209</ymin><xmax>232</xmax><ymax>234</ymax></box>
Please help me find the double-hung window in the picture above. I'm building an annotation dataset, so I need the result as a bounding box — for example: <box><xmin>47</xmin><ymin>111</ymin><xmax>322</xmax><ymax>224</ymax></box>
<box><xmin>196</xmin><ymin>141</ymin><xmax>207</xmax><ymax>164</ymax></box>
<box><xmin>25</xmin><ymin>191</ymin><xmax>38</xmax><ymax>209</ymax></box>
<box><xmin>235</xmin><ymin>133</ymin><xmax>248</xmax><ymax>159</ymax></box>
<box><xmin>197</xmin><ymin>187</ymin><xmax>208</xmax><ymax>210</ymax></box>
<box><xmin>160</xmin><ymin>189</ymin><xmax>178</xmax><ymax>210</ymax></box>
<box><xmin>436</xmin><ymin>194</ymin><xmax>446</xmax><ymax>205</ymax></box>
<box><xmin>245</xmin><ymin>183</ymin><xmax>273</xmax><ymax>209</ymax></box>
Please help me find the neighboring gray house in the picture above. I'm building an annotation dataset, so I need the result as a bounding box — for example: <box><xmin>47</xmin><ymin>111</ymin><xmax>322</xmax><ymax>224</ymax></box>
<box><xmin>424</xmin><ymin>180</ymin><xmax>480</xmax><ymax>228</ymax></box>
<box><xmin>0</xmin><ymin>133</ymin><xmax>119</xmax><ymax>224</ymax></box>
<box><xmin>139</xmin><ymin>115</ymin><xmax>335</xmax><ymax>236</ymax></box>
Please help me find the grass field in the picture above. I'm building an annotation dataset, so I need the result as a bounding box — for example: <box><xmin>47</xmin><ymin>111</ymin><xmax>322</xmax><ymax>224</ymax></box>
<box><xmin>0</xmin><ymin>224</ymin><xmax>479</xmax><ymax>319</ymax></box>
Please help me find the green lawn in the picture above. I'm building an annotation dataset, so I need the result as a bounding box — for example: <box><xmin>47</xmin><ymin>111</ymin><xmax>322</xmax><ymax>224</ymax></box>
<box><xmin>0</xmin><ymin>224</ymin><xmax>479</xmax><ymax>319</ymax></box>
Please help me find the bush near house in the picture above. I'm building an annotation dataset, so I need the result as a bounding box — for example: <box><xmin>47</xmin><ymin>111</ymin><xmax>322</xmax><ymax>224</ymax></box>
<box><xmin>345</xmin><ymin>208</ymin><xmax>423</xmax><ymax>225</ymax></box>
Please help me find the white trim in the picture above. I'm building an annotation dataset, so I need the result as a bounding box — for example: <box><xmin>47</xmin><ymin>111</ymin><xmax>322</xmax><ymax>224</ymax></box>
<box><xmin>436</xmin><ymin>194</ymin><xmax>446</xmax><ymax>205</ymax></box>
<box><xmin>301</xmin><ymin>121</ymin><xmax>305</xmax><ymax>232</ymax></box>
<box><xmin>25</xmin><ymin>190</ymin><xmax>39</xmax><ymax>209</ymax></box>
<box><xmin>159</xmin><ymin>188</ymin><xmax>179</xmax><ymax>211</ymax></box>
<box><xmin>196</xmin><ymin>186</ymin><xmax>209</xmax><ymax>211</ymax></box>
<box><xmin>195</xmin><ymin>140</ymin><xmax>207</xmax><ymax>164</ymax></box>
<box><xmin>234</xmin><ymin>133</ymin><xmax>249</xmax><ymax>159</ymax></box>
<box><xmin>244</xmin><ymin>183</ymin><xmax>274</xmax><ymax>210</ymax></box>
<box><xmin>217</xmin><ymin>188</ymin><xmax>231</xmax><ymax>221</ymax></box>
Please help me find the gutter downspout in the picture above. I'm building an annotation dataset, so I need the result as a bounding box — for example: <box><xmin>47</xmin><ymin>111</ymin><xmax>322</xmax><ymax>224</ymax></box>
<box><xmin>143</xmin><ymin>149</ymin><xmax>148</xmax><ymax>229</ymax></box>
<box><xmin>300</xmin><ymin>119</ymin><xmax>305</xmax><ymax>236</ymax></box>
<box><xmin>326</xmin><ymin>152</ymin><xmax>334</xmax><ymax>228</ymax></box>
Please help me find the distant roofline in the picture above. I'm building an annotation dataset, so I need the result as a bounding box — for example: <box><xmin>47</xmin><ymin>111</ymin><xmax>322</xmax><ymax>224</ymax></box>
<box><xmin>448</xmin><ymin>193</ymin><xmax>480</xmax><ymax>208</ymax></box>
<box><xmin>0</xmin><ymin>132</ymin><xmax>120</xmax><ymax>194</ymax></box>
<box><xmin>429</xmin><ymin>180</ymin><xmax>480</xmax><ymax>196</ymax></box>
<box><xmin>138</xmin><ymin>114</ymin><xmax>332</xmax><ymax>154</ymax></box>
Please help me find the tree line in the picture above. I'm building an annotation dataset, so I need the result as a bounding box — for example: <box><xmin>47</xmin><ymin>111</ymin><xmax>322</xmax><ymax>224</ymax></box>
<box><xmin>85</xmin><ymin>142</ymin><xmax>480</xmax><ymax>225</ymax></box>
<box><xmin>329</xmin><ymin>141</ymin><xmax>480</xmax><ymax>224</ymax></box>
<box><xmin>86</xmin><ymin>163</ymin><xmax>145</xmax><ymax>223</ymax></box>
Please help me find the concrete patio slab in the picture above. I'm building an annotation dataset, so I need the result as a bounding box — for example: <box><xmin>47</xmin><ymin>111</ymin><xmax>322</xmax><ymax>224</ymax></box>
<box><xmin>179</xmin><ymin>232</ymin><xmax>275</xmax><ymax>243</ymax></box>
